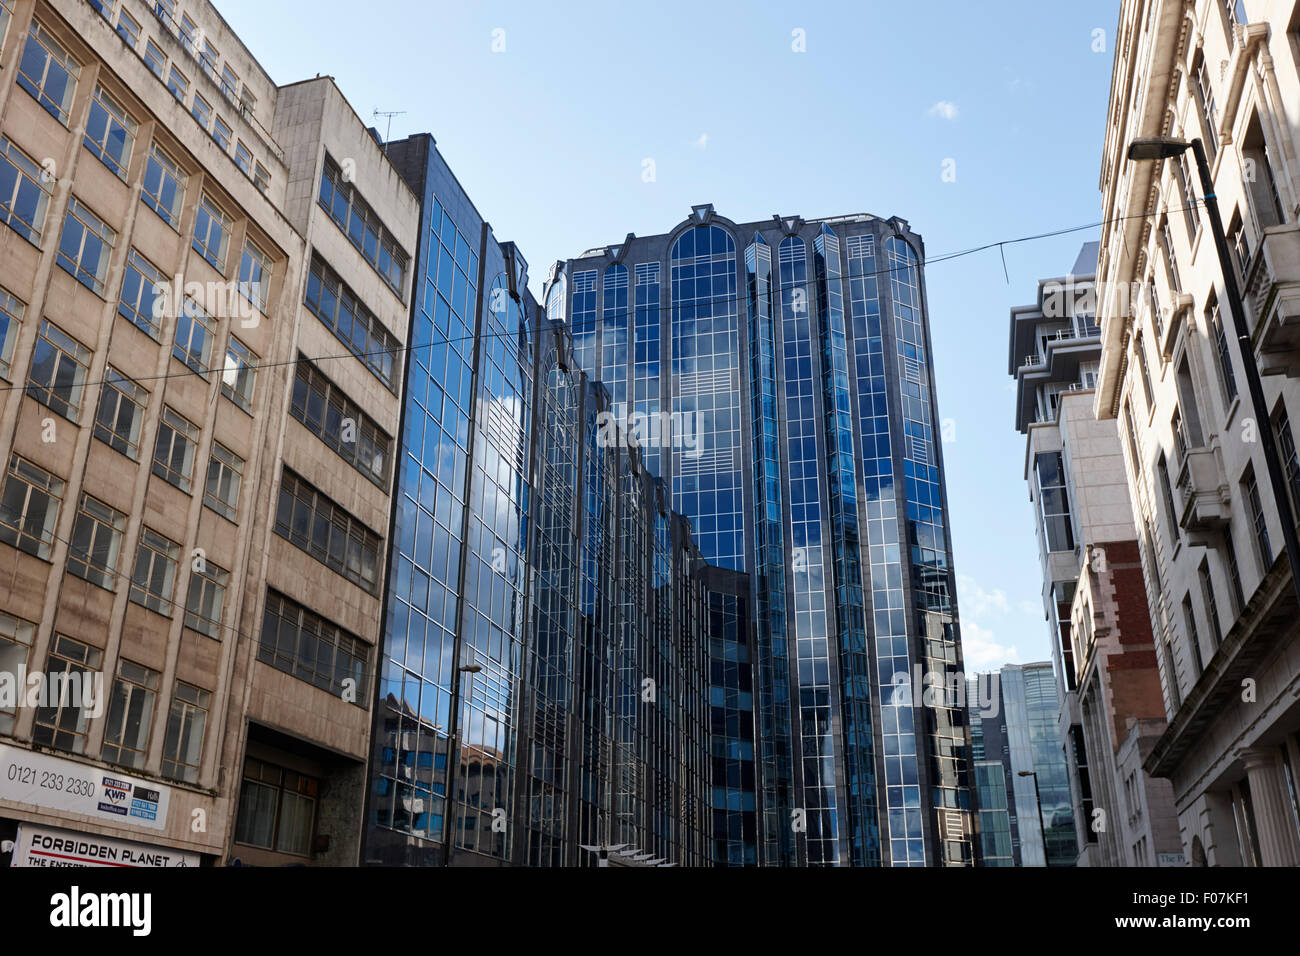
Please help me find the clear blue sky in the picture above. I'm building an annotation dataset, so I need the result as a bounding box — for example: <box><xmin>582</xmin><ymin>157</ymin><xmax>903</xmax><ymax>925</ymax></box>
<box><xmin>218</xmin><ymin>0</ymin><xmax>1120</xmax><ymax>670</ymax></box>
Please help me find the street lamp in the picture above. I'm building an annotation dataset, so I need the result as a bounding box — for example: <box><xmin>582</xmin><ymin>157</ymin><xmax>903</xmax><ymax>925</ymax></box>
<box><xmin>440</xmin><ymin>661</ymin><xmax>482</xmax><ymax>867</ymax></box>
<box><xmin>1018</xmin><ymin>769</ymin><xmax>1050</xmax><ymax>867</ymax></box>
<box><xmin>1126</xmin><ymin>136</ymin><xmax>1300</xmax><ymax>614</ymax></box>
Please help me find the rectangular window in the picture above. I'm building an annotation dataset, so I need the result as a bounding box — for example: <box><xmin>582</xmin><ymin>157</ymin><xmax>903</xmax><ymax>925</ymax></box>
<box><xmin>173</xmin><ymin>297</ymin><xmax>214</xmax><ymax>376</ymax></box>
<box><xmin>220</xmin><ymin>336</ymin><xmax>257</xmax><ymax>413</ymax></box>
<box><xmin>0</xmin><ymin>612</ymin><xmax>36</xmax><ymax>735</ymax></box>
<box><xmin>66</xmin><ymin>493</ymin><xmax>126</xmax><ymax>589</ymax></box>
<box><xmin>143</xmin><ymin>39</ymin><xmax>165</xmax><ymax>80</ymax></box>
<box><xmin>1199</xmin><ymin>558</ymin><xmax>1224</xmax><ymax>647</ymax></box>
<box><xmin>57</xmin><ymin>198</ymin><xmax>117</xmax><ymax>295</ymax></box>
<box><xmin>290</xmin><ymin>358</ymin><xmax>391</xmax><ymax>487</ymax></box>
<box><xmin>1206</xmin><ymin>294</ymin><xmax>1238</xmax><ymax>406</ymax></box>
<box><xmin>161</xmin><ymin>682</ymin><xmax>210</xmax><ymax>783</ymax></box>
<box><xmin>0</xmin><ymin>0</ymin><xmax>10</xmax><ymax>49</ymax></box>
<box><xmin>115</xmin><ymin>10</ymin><xmax>140</xmax><ymax>49</ymax></box>
<box><xmin>1158</xmin><ymin>453</ymin><xmax>1180</xmax><ymax>547</ymax></box>
<box><xmin>258</xmin><ymin>590</ymin><xmax>368</xmax><ymax>705</ymax></box>
<box><xmin>178</xmin><ymin>13</ymin><xmax>196</xmax><ymax>54</ymax></box>
<box><xmin>0</xmin><ymin>455</ymin><xmax>64</xmax><ymax>560</ymax></box>
<box><xmin>129</xmin><ymin>527</ymin><xmax>179</xmax><ymax>614</ymax></box>
<box><xmin>199</xmin><ymin>39</ymin><xmax>219</xmax><ymax>82</ymax></box>
<box><xmin>192</xmin><ymin>194</ymin><xmax>231</xmax><ymax>271</ymax></box>
<box><xmin>1224</xmin><ymin>522</ymin><xmax>1247</xmax><ymax>613</ymax></box>
<box><xmin>234</xmin><ymin>756</ymin><xmax>319</xmax><ymax>855</ymax></box>
<box><xmin>93</xmin><ymin>366</ymin><xmax>148</xmax><ymax>460</ymax></box>
<box><xmin>32</xmin><ymin>635</ymin><xmax>102</xmax><ymax>755</ymax></box>
<box><xmin>184</xmin><ymin>559</ymin><xmax>227</xmax><ymax>639</ymax></box>
<box><xmin>1175</xmin><ymin>152</ymin><xmax>1200</xmax><ymax>241</ymax></box>
<box><xmin>1242</xmin><ymin>115</ymin><xmax>1287</xmax><ymax>231</ymax></box>
<box><xmin>1193</xmin><ymin>52</ymin><xmax>1218</xmax><ymax>162</ymax></box>
<box><xmin>220</xmin><ymin>65</ymin><xmax>240</xmax><ymax>103</ymax></box>
<box><xmin>317</xmin><ymin>155</ymin><xmax>409</xmax><ymax>298</ymax></box>
<box><xmin>213</xmin><ymin>115</ymin><xmax>232</xmax><ymax>152</ymax></box>
<box><xmin>1181</xmin><ymin>593</ymin><xmax>1204</xmax><ymax>679</ymax></box>
<box><xmin>152</xmin><ymin>406</ymin><xmax>199</xmax><ymax>492</ymax></box>
<box><xmin>238</xmin><ymin>240</ymin><xmax>270</xmax><ymax>313</ymax></box>
<box><xmin>304</xmin><ymin>253</ymin><xmax>398</xmax><ymax>389</ymax></box>
<box><xmin>166</xmin><ymin>65</ymin><xmax>188</xmax><ymax>103</ymax></box>
<box><xmin>17</xmin><ymin>22</ymin><xmax>81</xmax><ymax>125</ymax></box>
<box><xmin>204</xmin><ymin>443</ymin><xmax>242</xmax><ymax>521</ymax></box>
<box><xmin>27</xmin><ymin>320</ymin><xmax>92</xmax><ymax>422</ymax></box>
<box><xmin>141</xmin><ymin>144</ymin><xmax>185</xmax><ymax>228</ymax></box>
<box><xmin>253</xmin><ymin>163</ymin><xmax>269</xmax><ymax>196</ymax></box>
<box><xmin>1243</xmin><ymin>466</ymin><xmax>1272</xmax><ymax>571</ymax></box>
<box><xmin>239</xmin><ymin>86</ymin><xmax>258</xmax><ymax>121</ymax></box>
<box><xmin>274</xmin><ymin>469</ymin><xmax>382</xmax><ymax>594</ymax></box>
<box><xmin>1159</xmin><ymin>218</ymin><xmax>1181</xmax><ymax>293</ymax></box>
<box><xmin>84</xmin><ymin>85</ymin><xmax>137</xmax><ymax>180</ymax></box>
<box><xmin>1035</xmin><ymin>451</ymin><xmax>1075</xmax><ymax>552</ymax></box>
<box><xmin>101</xmin><ymin>659</ymin><xmax>159</xmax><ymax>770</ymax></box>
<box><xmin>118</xmin><ymin>248</ymin><xmax>166</xmax><ymax>339</ymax></box>
<box><xmin>1135</xmin><ymin>332</ymin><xmax>1154</xmax><ymax>412</ymax></box>
<box><xmin>191</xmin><ymin>92</ymin><xmax>212</xmax><ymax>132</ymax></box>
<box><xmin>1277</xmin><ymin>404</ymin><xmax>1300</xmax><ymax>516</ymax></box>
<box><xmin>234</xmin><ymin>141</ymin><xmax>253</xmax><ymax>176</ymax></box>
<box><xmin>0</xmin><ymin>286</ymin><xmax>26</xmax><ymax>380</ymax></box>
<box><xmin>0</xmin><ymin>136</ymin><xmax>53</xmax><ymax>244</ymax></box>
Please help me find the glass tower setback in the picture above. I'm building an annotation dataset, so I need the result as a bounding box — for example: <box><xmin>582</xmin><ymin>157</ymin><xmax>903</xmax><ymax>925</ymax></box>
<box><xmin>554</xmin><ymin>208</ymin><xmax>975</xmax><ymax>865</ymax></box>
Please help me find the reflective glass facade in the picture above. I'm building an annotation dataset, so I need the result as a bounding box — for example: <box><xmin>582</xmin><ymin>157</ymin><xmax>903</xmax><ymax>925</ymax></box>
<box><xmin>553</xmin><ymin>208</ymin><xmax>975</xmax><ymax>865</ymax></box>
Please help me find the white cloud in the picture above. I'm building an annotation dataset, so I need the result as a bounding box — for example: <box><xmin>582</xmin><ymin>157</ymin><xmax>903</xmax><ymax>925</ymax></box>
<box><xmin>960</xmin><ymin>621</ymin><xmax>1023</xmax><ymax>671</ymax></box>
<box><xmin>692</xmin><ymin>132</ymin><xmax>708</xmax><ymax>150</ymax></box>
<box><xmin>957</xmin><ymin>574</ymin><xmax>1009</xmax><ymax>616</ymax></box>
<box><xmin>928</xmin><ymin>100</ymin><xmax>959</xmax><ymax>121</ymax></box>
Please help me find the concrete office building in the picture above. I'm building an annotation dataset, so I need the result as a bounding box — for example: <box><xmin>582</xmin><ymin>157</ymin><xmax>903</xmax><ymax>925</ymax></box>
<box><xmin>1096</xmin><ymin>0</ymin><xmax>1300</xmax><ymax>865</ymax></box>
<box><xmin>1009</xmin><ymin>242</ymin><xmax>1180</xmax><ymax>866</ymax></box>
<box><xmin>0</xmin><ymin>0</ymin><xmax>417</xmax><ymax>866</ymax></box>
<box><xmin>549</xmin><ymin>207</ymin><xmax>976</xmax><ymax>866</ymax></box>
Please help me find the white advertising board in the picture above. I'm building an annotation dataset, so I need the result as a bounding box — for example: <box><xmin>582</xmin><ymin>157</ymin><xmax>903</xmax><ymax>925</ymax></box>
<box><xmin>0</xmin><ymin>744</ymin><xmax>171</xmax><ymax>831</ymax></box>
<box><xmin>12</xmin><ymin>823</ymin><xmax>198</xmax><ymax>867</ymax></box>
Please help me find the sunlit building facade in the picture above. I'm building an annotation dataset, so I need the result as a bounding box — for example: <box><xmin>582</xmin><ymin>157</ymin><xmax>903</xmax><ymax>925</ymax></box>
<box><xmin>549</xmin><ymin>206</ymin><xmax>976</xmax><ymax>866</ymax></box>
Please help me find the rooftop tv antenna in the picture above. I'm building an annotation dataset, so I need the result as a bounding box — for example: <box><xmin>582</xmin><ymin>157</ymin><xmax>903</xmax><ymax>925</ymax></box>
<box><xmin>373</xmin><ymin>108</ymin><xmax>406</xmax><ymax>152</ymax></box>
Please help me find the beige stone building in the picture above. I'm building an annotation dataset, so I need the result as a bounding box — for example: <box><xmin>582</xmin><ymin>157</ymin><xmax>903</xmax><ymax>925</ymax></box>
<box><xmin>1095</xmin><ymin>0</ymin><xmax>1300</xmax><ymax>865</ymax></box>
<box><xmin>0</xmin><ymin>0</ymin><xmax>416</xmax><ymax>866</ymax></box>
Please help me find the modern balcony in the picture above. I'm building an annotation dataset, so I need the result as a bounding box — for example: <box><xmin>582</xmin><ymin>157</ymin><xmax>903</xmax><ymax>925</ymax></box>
<box><xmin>1247</xmin><ymin>225</ymin><xmax>1300</xmax><ymax>378</ymax></box>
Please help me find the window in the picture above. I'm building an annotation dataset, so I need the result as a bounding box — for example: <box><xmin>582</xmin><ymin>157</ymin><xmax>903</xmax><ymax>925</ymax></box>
<box><xmin>115</xmin><ymin>10</ymin><xmax>140</xmax><ymax>48</ymax></box>
<box><xmin>1124</xmin><ymin>398</ymin><xmax>1143</xmax><ymax>478</ymax></box>
<box><xmin>239</xmin><ymin>86</ymin><xmax>257</xmax><ymax>120</ymax></box>
<box><xmin>1276</xmin><ymin>403</ymin><xmax>1300</xmax><ymax>515</ymax></box>
<box><xmin>1134</xmin><ymin>331</ymin><xmax>1154</xmax><ymax>412</ymax></box>
<box><xmin>238</xmin><ymin>240</ymin><xmax>270</xmax><ymax>312</ymax></box>
<box><xmin>166</xmin><ymin>65</ymin><xmax>188</xmax><ymax>103</ymax></box>
<box><xmin>94</xmin><ymin>366</ymin><xmax>148</xmax><ymax>460</ymax></box>
<box><xmin>178</xmin><ymin>12</ymin><xmax>196</xmax><ymax>54</ymax></box>
<box><xmin>27</xmin><ymin>320</ymin><xmax>91</xmax><ymax>422</ymax></box>
<box><xmin>101</xmin><ymin>659</ymin><xmax>159</xmax><ymax>770</ymax></box>
<box><xmin>66</xmin><ymin>493</ymin><xmax>126</xmax><ymax>589</ymax></box>
<box><xmin>1206</xmin><ymin>294</ymin><xmax>1238</xmax><ymax>406</ymax></box>
<box><xmin>130</xmin><ymin>527</ymin><xmax>179</xmax><ymax>614</ymax></box>
<box><xmin>0</xmin><ymin>612</ymin><xmax>36</xmax><ymax>735</ymax></box>
<box><xmin>1225</xmin><ymin>0</ymin><xmax>1248</xmax><ymax>36</ymax></box>
<box><xmin>17</xmin><ymin>22</ymin><xmax>81</xmax><ymax>125</ymax></box>
<box><xmin>0</xmin><ymin>0</ymin><xmax>13</xmax><ymax>49</ymax></box>
<box><xmin>274</xmin><ymin>469</ymin><xmax>382</xmax><ymax>593</ymax></box>
<box><xmin>1224</xmin><ymin>522</ymin><xmax>1246</xmax><ymax>613</ymax></box>
<box><xmin>1035</xmin><ymin>452</ymin><xmax>1075</xmax><ymax>553</ymax></box>
<box><xmin>1192</xmin><ymin>52</ymin><xmax>1219</xmax><ymax>162</ymax></box>
<box><xmin>1243</xmin><ymin>466</ymin><xmax>1272</xmax><ymax>571</ymax></box>
<box><xmin>142</xmin><ymin>144</ymin><xmax>185</xmax><ymax>228</ymax></box>
<box><xmin>152</xmin><ymin>0</ymin><xmax>177</xmax><ymax>30</ymax></box>
<box><xmin>1174</xmin><ymin>357</ymin><xmax>1205</xmax><ymax>450</ymax></box>
<box><xmin>84</xmin><ymin>85</ymin><xmax>136</xmax><ymax>179</ymax></box>
<box><xmin>199</xmin><ymin>39</ymin><xmax>219</xmax><ymax>82</ymax></box>
<box><xmin>221</xmin><ymin>337</ymin><xmax>257</xmax><ymax>412</ymax></box>
<box><xmin>304</xmin><ymin>253</ymin><xmax>398</xmax><ymax>388</ymax></box>
<box><xmin>1181</xmin><ymin>594</ymin><xmax>1204</xmax><ymax>680</ymax></box>
<box><xmin>0</xmin><ymin>136</ymin><xmax>53</xmax><ymax>244</ymax></box>
<box><xmin>192</xmin><ymin>194</ymin><xmax>232</xmax><ymax>271</ymax></box>
<box><xmin>57</xmin><ymin>198</ymin><xmax>117</xmax><ymax>295</ymax></box>
<box><xmin>184</xmin><ymin>558</ymin><xmax>227</xmax><ymax>638</ymax></box>
<box><xmin>161</xmin><ymin>682</ymin><xmax>210</xmax><ymax>783</ymax></box>
<box><xmin>191</xmin><ymin>92</ymin><xmax>212</xmax><ymax>131</ymax></box>
<box><xmin>173</xmin><ymin>297</ymin><xmax>214</xmax><ymax>376</ymax></box>
<box><xmin>1229</xmin><ymin>210</ymin><xmax>1251</xmax><ymax>281</ymax></box>
<box><xmin>234</xmin><ymin>141</ymin><xmax>253</xmax><ymax>176</ymax></box>
<box><xmin>0</xmin><ymin>455</ymin><xmax>64</xmax><ymax>559</ymax></box>
<box><xmin>1242</xmin><ymin>115</ymin><xmax>1287</xmax><ymax>231</ymax></box>
<box><xmin>234</xmin><ymin>757</ymin><xmax>319</xmax><ymax>855</ymax></box>
<box><xmin>1199</xmin><ymin>558</ymin><xmax>1224</xmax><ymax>647</ymax></box>
<box><xmin>290</xmin><ymin>359</ymin><xmax>392</xmax><ymax>486</ymax></box>
<box><xmin>1158</xmin><ymin>453</ymin><xmax>1180</xmax><ymax>546</ymax></box>
<box><xmin>1162</xmin><ymin>634</ymin><xmax>1181</xmax><ymax>711</ymax></box>
<box><xmin>253</xmin><ymin>163</ymin><xmax>269</xmax><ymax>196</ymax></box>
<box><xmin>143</xmin><ymin>39</ymin><xmax>165</xmax><ymax>80</ymax></box>
<box><xmin>1158</xmin><ymin>217</ymin><xmax>1181</xmax><ymax>293</ymax></box>
<box><xmin>317</xmin><ymin>155</ymin><xmax>409</xmax><ymax>297</ymax></box>
<box><xmin>1146</xmin><ymin>278</ymin><xmax>1164</xmax><ymax>343</ymax></box>
<box><xmin>32</xmin><ymin>635</ymin><xmax>102</xmax><ymax>755</ymax></box>
<box><xmin>258</xmin><ymin>590</ymin><xmax>368</xmax><ymax>705</ymax></box>
<box><xmin>0</xmin><ymin>286</ymin><xmax>26</xmax><ymax>380</ymax></box>
<box><xmin>118</xmin><ymin>249</ymin><xmax>166</xmax><ymax>339</ymax></box>
<box><xmin>204</xmin><ymin>443</ymin><xmax>242</xmax><ymax>520</ymax></box>
<box><xmin>1174</xmin><ymin>152</ymin><xmax>1200</xmax><ymax>242</ymax></box>
<box><xmin>152</xmin><ymin>406</ymin><xmax>199</xmax><ymax>492</ymax></box>
<box><xmin>220</xmin><ymin>65</ymin><xmax>240</xmax><ymax>103</ymax></box>
<box><xmin>213</xmin><ymin>115</ymin><xmax>232</xmax><ymax>152</ymax></box>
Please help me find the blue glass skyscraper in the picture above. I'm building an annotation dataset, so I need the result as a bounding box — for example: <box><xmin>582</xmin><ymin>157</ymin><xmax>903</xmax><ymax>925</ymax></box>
<box><xmin>550</xmin><ymin>207</ymin><xmax>976</xmax><ymax>865</ymax></box>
